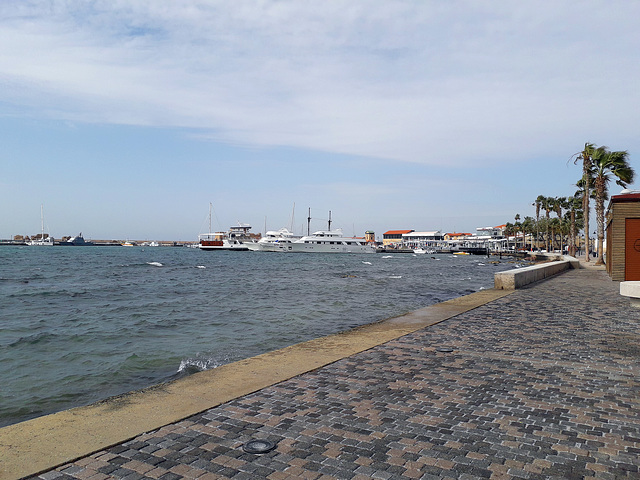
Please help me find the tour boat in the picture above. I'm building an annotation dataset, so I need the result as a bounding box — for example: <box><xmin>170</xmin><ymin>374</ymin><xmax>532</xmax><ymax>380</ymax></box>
<box><xmin>199</xmin><ymin>230</ymin><xmax>250</xmax><ymax>251</ymax></box>
<box><xmin>198</xmin><ymin>203</ymin><xmax>253</xmax><ymax>251</ymax></box>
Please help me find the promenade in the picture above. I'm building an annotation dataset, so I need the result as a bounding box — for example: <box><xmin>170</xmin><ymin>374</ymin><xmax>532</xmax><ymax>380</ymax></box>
<box><xmin>8</xmin><ymin>263</ymin><xmax>640</xmax><ymax>479</ymax></box>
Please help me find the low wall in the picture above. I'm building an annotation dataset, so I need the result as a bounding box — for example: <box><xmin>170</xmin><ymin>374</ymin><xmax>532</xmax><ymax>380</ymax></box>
<box><xmin>494</xmin><ymin>257</ymin><xmax>578</xmax><ymax>289</ymax></box>
<box><xmin>620</xmin><ymin>281</ymin><xmax>640</xmax><ymax>307</ymax></box>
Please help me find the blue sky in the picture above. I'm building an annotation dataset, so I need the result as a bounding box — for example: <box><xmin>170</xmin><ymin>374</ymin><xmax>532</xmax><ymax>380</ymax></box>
<box><xmin>1</xmin><ymin>1</ymin><xmax>639</xmax><ymax>241</ymax></box>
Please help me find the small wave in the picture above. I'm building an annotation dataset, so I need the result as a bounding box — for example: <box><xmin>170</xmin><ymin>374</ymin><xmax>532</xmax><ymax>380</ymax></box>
<box><xmin>362</xmin><ymin>261</ymin><xmax>372</xmax><ymax>265</ymax></box>
<box><xmin>381</xmin><ymin>255</ymin><xmax>393</xmax><ymax>259</ymax></box>
<box><xmin>147</xmin><ymin>262</ymin><xmax>163</xmax><ymax>267</ymax></box>
<box><xmin>389</xmin><ymin>275</ymin><xmax>402</xmax><ymax>279</ymax></box>
<box><xmin>196</xmin><ymin>265</ymin><xmax>206</xmax><ymax>269</ymax></box>
<box><xmin>177</xmin><ymin>356</ymin><xmax>220</xmax><ymax>374</ymax></box>
<box><xmin>9</xmin><ymin>332</ymin><xmax>57</xmax><ymax>347</ymax></box>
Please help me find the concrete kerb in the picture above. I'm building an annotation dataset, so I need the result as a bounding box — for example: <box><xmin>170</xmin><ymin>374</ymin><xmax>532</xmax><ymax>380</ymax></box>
<box><xmin>494</xmin><ymin>255</ymin><xmax>583</xmax><ymax>289</ymax></box>
<box><xmin>0</xmin><ymin>288</ymin><xmax>513</xmax><ymax>480</ymax></box>
<box><xmin>620</xmin><ymin>280</ymin><xmax>640</xmax><ymax>307</ymax></box>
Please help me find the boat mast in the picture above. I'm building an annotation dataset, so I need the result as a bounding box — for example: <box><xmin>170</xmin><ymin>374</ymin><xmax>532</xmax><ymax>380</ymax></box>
<box><xmin>209</xmin><ymin>203</ymin><xmax>212</xmax><ymax>233</ymax></box>
<box><xmin>289</xmin><ymin>203</ymin><xmax>295</xmax><ymax>233</ymax></box>
<box><xmin>328</xmin><ymin>211</ymin><xmax>332</xmax><ymax>231</ymax></box>
<box><xmin>307</xmin><ymin>208</ymin><xmax>311</xmax><ymax>236</ymax></box>
<box><xmin>40</xmin><ymin>204</ymin><xmax>45</xmax><ymax>239</ymax></box>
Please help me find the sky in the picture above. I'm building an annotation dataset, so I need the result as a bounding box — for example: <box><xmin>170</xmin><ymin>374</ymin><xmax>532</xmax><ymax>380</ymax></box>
<box><xmin>1</xmin><ymin>1</ymin><xmax>639</xmax><ymax>241</ymax></box>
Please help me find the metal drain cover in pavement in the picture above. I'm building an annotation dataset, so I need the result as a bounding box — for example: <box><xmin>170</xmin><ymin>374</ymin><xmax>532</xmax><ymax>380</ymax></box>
<box><xmin>243</xmin><ymin>439</ymin><xmax>277</xmax><ymax>454</ymax></box>
<box><xmin>436</xmin><ymin>347</ymin><xmax>454</xmax><ymax>353</ymax></box>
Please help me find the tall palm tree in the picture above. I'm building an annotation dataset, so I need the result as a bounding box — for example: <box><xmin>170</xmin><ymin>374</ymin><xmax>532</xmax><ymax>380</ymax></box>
<box><xmin>554</xmin><ymin>196</ymin><xmax>567</xmax><ymax>220</ymax></box>
<box><xmin>592</xmin><ymin>148</ymin><xmax>635</xmax><ymax>265</ymax></box>
<box><xmin>565</xmin><ymin>196</ymin><xmax>581</xmax><ymax>256</ymax></box>
<box><xmin>572</xmin><ymin>143</ymin><xmax>599</xmax><ymax>261</ymax></box>
<box><xmin>522</xmin><ymin>216</ymin><xmax>535</xmax><ymax>251</ymax></box>
<box><xmin>543</xmin><ymin>196</ymin><xmax>558</xmax><ymax>251</ymax></box>
<box><xmin>534</xmin><ymin>195</ymin><xmax>546</xmax><ymax>250</ymax></box>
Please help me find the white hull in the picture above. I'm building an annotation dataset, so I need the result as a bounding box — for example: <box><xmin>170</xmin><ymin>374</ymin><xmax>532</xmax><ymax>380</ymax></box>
<box><xmin>29</xmin><ymin>204</ymin><xmax>53</xmax><ymax>246</ymax></box>
<box><xmin>246</xmin><ymin>228</ymin><xmax>299</xmax><ymax>252</ymax></box>
<box><xmin>199</xmin><ymin>237</ymin><xmax>249</xmax><ymax>251</ymax></box>
<box><xmin>285</xmin><ymin>230</ymin><xmax>376</xmax><ymax>254</ymax></box>
<box><xmin>28</xmin><ymin>238</ymin><xmax>54</xmax><ymax>246</ymax></box>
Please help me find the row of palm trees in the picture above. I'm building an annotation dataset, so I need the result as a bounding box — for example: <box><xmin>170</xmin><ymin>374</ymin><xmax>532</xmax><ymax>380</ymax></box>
<box><xmin>505</xmin><ymin>196</ymin><xmax>582</xmax><ymax>255</ymax></box>
<box><xmin>506</xmin><ymin>143</ymin><xmax>635</xmax><ymax>265</ymax></box>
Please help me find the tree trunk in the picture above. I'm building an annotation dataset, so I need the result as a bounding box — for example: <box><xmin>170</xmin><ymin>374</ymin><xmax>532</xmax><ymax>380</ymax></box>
<box><xmin>583</xmin><ymin>166</ymin><xmax>590</xmax><ymax>262</ymax></box>
<box><xmin>570</xmin><ymin>210</ymin><xmax>576</xmax><ymax>257</ymax></box>
<box><xmin>594</xmin><ymin>178</ymin><xmax>606</xmax><ymax>265</ymax></box>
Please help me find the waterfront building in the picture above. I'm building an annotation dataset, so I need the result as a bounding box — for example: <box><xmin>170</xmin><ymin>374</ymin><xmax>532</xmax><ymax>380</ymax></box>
<box><xmin>402</xmin><ymin>231</ymin><xmax>444</xmax><ymax>249</ymax></box>
<box><xmin>382</xmin><ymin>230</ymin><xmax>413</xmax><ymax>247</ymax></box>
<box><xmin>475</xmin><ymin>225</ymin><xmax>506</xmax><ymax>238</ymax></box>
<box><xmin>444</xmin><ymin>232</ymin><xmax>472</xmax><ymax>241</ymax></box>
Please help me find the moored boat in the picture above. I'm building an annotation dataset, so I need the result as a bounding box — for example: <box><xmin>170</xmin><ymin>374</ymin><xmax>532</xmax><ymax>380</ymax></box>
<box><xmin>60</xmin><ymin>233</ymin><xmax>93</xmax><ymax>246</ymax></box>
<box><xmin>199</xmin><ymin>231</ymin><xmax>250</xmax><ymax>251</ymax></box>
<box><xmin>279</xmin><ymin>209</ymin><xmax>376</xmax><ymax>254</ymax></box>
<box><xmin>28</xmin><ymin>205</ymin><xmax>54</xmax><ymax>246</ymax></box>
<box><xmin>246</xmin><ymin>228</ymin><xmax>300</xmax><ymax>252</ymax></box>
<box><xmin>198</xmin><ymin>204</ymin><xmax>253</xmax><ymax>251</ymax></box>
<box><xmin>285</xmin><ymin>229</ymin><xmax>376</xmax><ymax>254</ymax></box>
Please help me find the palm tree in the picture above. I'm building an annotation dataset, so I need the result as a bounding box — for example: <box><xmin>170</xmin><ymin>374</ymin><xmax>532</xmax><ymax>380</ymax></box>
<box><xmin>554</xmin><ymin>196</ymin><xmax>567</xmax><ymax>220</ymax></box>
<box><xmin>542</xmin><ymin>196</ymin><xmax>554</xmax><ymax>251</ymax></box>
<box><xmin>534</xmin><ymin>195</ymin><xmax>546</xmax><ymax>250</ymax></box>
<box><xmin>504</xmin><ymin>223</ymin><xmax>515</xmax><ymax>250</ymax></box>
<box><xmin>522</xmin><ymin>216</ymin><xmax>535</xmax><ymax>251</ymax></box>
<box><xmin>572</xmin><ymin>143</ymin><xmax>602</xmax><ymax>261</ymax></box>
<box><xmin>592</xmin><ymin>148</ymin><xmax>635</xmax><ymax>265</ymax></box>
<box><xmin>549</xmin><ymin>217</ymin><xmax>561</xmax><ymax>251</ymax></box>
<box><xmin>565</xmin><ymin>196</ymin><xmax>581</xmax><ymax>256</ymax></box>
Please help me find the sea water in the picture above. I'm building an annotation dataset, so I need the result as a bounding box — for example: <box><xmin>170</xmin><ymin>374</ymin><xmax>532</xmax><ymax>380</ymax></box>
<box><xmin>0</xmin><ymin>246</ymin><xmax>519</xmax><ymax>427</ymax></box>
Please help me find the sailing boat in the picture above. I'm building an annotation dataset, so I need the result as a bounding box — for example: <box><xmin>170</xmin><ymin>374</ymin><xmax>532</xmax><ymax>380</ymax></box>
<box><xmin>29</xmin><ymin>205</ymin><xmax>54</xmax><ymax>246</ymax></box>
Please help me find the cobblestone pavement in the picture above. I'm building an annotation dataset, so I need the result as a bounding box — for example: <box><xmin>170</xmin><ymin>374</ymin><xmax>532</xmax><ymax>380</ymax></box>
<box><xmin>32</xmin><ymin>269</ymin><xmax>640</xmax><ymax>480</ymax></box>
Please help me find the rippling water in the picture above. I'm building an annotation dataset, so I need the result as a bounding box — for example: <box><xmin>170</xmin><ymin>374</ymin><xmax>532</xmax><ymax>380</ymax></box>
<box><xmin>0</xmin><ymin>245</ymin><xmax>521</xmax><ymax>427</ymax></box>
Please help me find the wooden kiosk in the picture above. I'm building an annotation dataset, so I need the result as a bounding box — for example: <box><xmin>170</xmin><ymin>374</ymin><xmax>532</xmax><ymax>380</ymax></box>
<box><xmin>606</xmin><ymin>191</ymin><xmax>640</xmax><ymax>281</ymax></box>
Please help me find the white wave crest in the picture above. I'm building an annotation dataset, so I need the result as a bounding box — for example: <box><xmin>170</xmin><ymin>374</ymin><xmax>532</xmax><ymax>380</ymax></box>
<box><xmin>147</xmin><ymin>262</ymin><xmax>163</xmax><ymax>267</ymax></box>
<box><xmin>177</xmin><ymin>356</ymin><xmax>219</xmax><ymax>373</ymax></box>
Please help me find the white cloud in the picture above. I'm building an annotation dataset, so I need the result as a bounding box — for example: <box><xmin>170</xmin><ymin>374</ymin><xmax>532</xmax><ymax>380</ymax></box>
<box><xmin>1</xmin><ymin>1</ymin><xmax>639</xmax><ymax>165</ymax></box>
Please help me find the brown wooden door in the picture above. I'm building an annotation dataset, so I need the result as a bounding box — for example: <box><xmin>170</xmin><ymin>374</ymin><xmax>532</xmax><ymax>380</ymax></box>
<box><xmin>625</xmin><ymin>218</ymin><xmax>640</xmax><ymax>280</ymax></box>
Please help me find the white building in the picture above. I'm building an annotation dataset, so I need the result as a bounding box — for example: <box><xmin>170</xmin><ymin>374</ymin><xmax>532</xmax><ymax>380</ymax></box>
<box><xmin>402</xmin><ymin>231</ymin><xmax>444</xmax><ymax>248</ymax></box>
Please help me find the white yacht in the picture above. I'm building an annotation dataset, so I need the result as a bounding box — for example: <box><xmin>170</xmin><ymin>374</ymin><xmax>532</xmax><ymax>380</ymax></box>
<box><xmin>286</xmin><ymin>229</ymin><xmax>376</xmax><ymax>254</ymax></box>
<box><xmin>28</xmin><ymin>205</ymin><xmax>54</xmax><ymax>246</ymax></box>
<box><xmin>246</xmin><ymin>228</ymin><xmax>300</xmax><ymax>252</ymax></box>
<box><xmin>28</xmin><ymin>236</ymin><xmax>53</xmax><ymax>246</ymax></box>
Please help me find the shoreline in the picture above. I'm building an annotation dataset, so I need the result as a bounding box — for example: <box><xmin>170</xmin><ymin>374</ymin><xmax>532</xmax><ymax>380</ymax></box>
<box><xmin>1</xmin><ymin>288</ymin><xmax>514</xmax><ymax>479</ymax></box>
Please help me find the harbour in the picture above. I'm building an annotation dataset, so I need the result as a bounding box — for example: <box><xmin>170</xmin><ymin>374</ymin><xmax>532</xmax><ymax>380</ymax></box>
<box><xmin>3</xmin><ymin>260</ymin><xmax>638</xmax><ymax>480</ymax></box>
<box><xmin>0</xmin><ymin>245</ymin><xmax>521</xmax><ymax>430</ymax></box>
